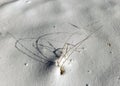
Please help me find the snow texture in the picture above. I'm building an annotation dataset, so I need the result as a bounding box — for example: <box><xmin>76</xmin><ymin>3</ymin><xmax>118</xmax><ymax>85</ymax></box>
<box><xmin>0</xmin><ymin>0</ymin><xmax>120</xmax><ymax>86</ymax></box>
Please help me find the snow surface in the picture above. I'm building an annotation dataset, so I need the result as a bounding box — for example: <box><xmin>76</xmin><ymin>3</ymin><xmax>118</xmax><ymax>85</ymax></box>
<box><xmin>0</xmin><ymin>0</ymin><xmax>120</xmax><ymax>86</ymax></box>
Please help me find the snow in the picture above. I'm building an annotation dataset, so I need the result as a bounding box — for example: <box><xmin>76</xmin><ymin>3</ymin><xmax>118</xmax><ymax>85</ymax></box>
<box><xmin>0</xmin><ymin>0</ymin><xmax>120</xmax><ymax>86</ymax></box>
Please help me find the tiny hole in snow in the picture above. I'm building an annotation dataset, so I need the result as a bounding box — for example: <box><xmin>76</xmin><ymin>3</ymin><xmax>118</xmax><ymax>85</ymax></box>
<box><xmin>109</xmin><ymin>51</ymin><xmax>112</xmax><ymax>54</ymax></box>
<box><xmin>24</xmin><ymin>63</ymin><xmax>28</xmax><ymax>67</ymax></box>
<box><xmin>68</xmin><ymin>59</ymin><xmax>72</xmax><ymax>65</ymax></box>
<box><xmin>86</xmin><ymin>84</ymin><xmax>89</xmax><ymax>86</ymax></box>
<box><xmin>70</xmin><ymin>59</ymin><xmax>72</xmax><ymax>62</ymax></box>
<box><xmin>107</xmin><ymin>43</ymin><xmax>111</xmax><ymax>47</ymax></box>
<box><xmin>87</xmin><ymin>70</ymin><xmax>92</xmax><ymax>74</ymax></box>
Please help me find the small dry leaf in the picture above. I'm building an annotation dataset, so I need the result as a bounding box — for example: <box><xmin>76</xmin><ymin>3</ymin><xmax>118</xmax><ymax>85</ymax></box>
<box><xmin>60</xmin><ymin>66</ymin><xmax>65</xmax><ymax>75</ymax></box>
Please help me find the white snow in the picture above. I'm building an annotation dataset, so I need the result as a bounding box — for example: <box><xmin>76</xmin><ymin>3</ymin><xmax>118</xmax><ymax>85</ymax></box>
<box><xmin>0</xmin><ymin>0</ymin><xmax>120</xmax><ymax>86</ymax></box>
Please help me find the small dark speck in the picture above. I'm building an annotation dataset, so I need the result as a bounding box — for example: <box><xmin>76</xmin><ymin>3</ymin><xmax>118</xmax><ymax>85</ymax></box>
<box><xmin>68</xmin><ymin>59</ymin><xmax>72</xmax><ymax>65</ymax></box>
<box><xmin>109</xmin><ymin>51</ymin><xmax>112</xmax><ymax>54</ymax></box>
<box><xmin>107</xmin><ymin>43</ymin><xmax>111</xmax><ymax>47</ymax></box>
<box><xmin>24</xmin><ymin>63</ymin><xmax>28</xmax><ymax>66</ymax></box>
<box><xmin>86</xmin><ymin>84</ymin><xmax>89</xmax><ymax>86</ymax></box>
<box><xmin>70</xmin><ymin>59</ymin><xmax>72</xmax><ymax>62</ymax></box>
<box><xmin>82</xmin><ymin>47</ymin><xmax>85</xmax><ymax>50</ymax></box>
<box><xmin>53</xmin><ymin>25</ymin><xmax>56</xmax><ymax>28</ymax></box>
<box><xmin>87</xmin><ymin>70</ymin><xmax>91</xmax><ymax>73</ymax></box>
